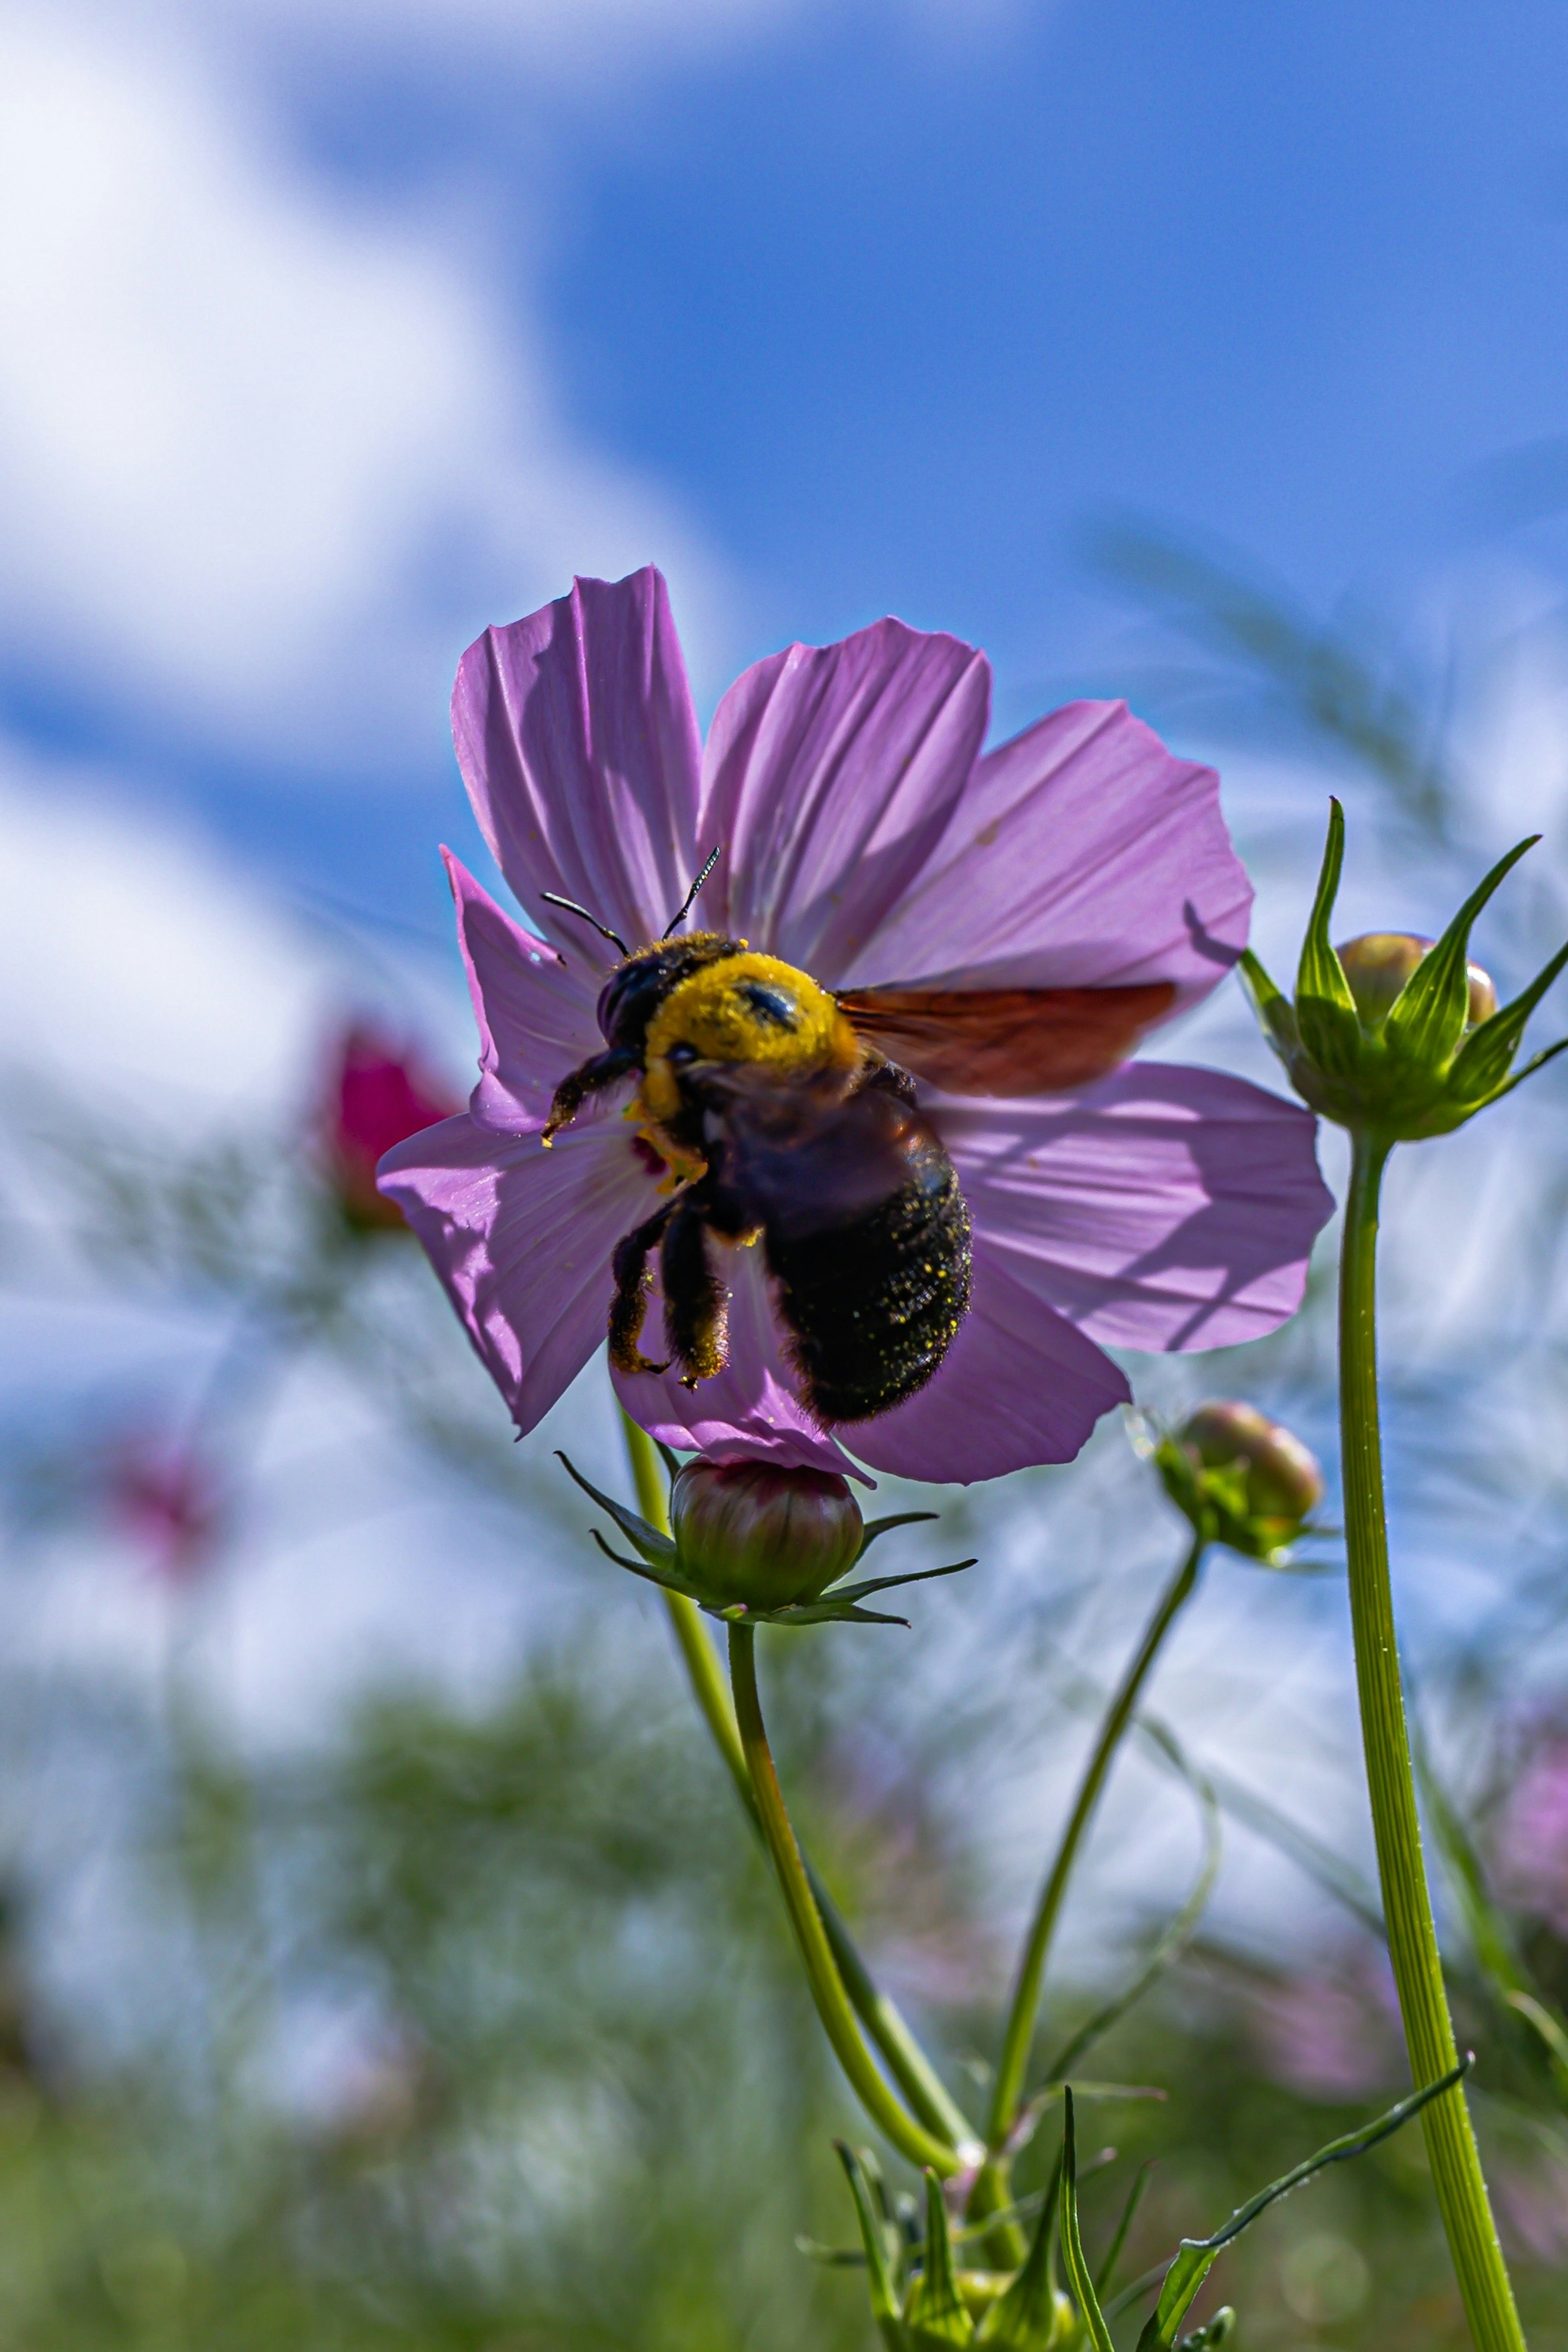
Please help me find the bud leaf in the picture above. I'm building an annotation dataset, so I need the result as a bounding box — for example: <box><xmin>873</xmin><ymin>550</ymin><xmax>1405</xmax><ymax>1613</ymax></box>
<box><xmin>1448</xmin><ymin>934</ymin><xmax>1568</xmax><ymax>1103</ymax></box>
<box><xmin>1133</xmin><ymin>2058</ymin><xmax>1469</xmax><ymax>2350</ymax></box>
<box><xmin>835</xmin><ymin>2143</ymin><xmax>910</xmax><ymax>2350</ymax></box>
<box><xmin>905</xmin><ymin>2172</ymin><xmax>976</xmax><ymax>2347</ymax></box>
<box><xmin>1236</xmin><ymin>949</ymin><xmax>1298</xmax><ymax>1059</ymax></box>
<box><xmin>1056</xmin><ymin>2091</ymin><xmax>1117</xmax><ymax>2352</ymax></box>
<box><xmin>1383</xmin><ymin>834</ymin><xmax>1537</xmax><ymax>1071</ymax></box>
<box><xmin>973</xmin><ymin>2157</ymin><xmax>1065</xmax><ymax>2349</ymax></box>
<box><xmin>1293</xmin><ymin>800</ymin><xmax>1363</xmax><ymax>1077</ymax></box>
<box><xmin>556</xmin><ymin>1454</ymin><xmax>676</xmax><ymax>1566</ymax></box>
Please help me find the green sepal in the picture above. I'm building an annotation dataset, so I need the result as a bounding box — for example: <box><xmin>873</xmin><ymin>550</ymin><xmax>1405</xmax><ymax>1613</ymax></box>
<box><xmin>857</xmin><ymin>1511</ymin><xmax>941</xmax><ymax>1560</ymax></box>
<box><xmin>819</xmin><ymin>1558</ymin><xmax>977</xmax><ymax>1609</ymax></box>
<box><xmin>556</xmin><ymin>1453</ymin><xmax>676</xmax><ymax>1566</ymax></box>
<box><xmin>835</xmin><ymin>2142</ymin><xmax>910</xmax><ymax>2351</ymax></box>
<box><xmin>1133</xmin><ymin>2058</ymin><xmax>1469</xmax><ymax>2350</ymax></box>
<box><xmin>1446</xmin><ymin>932</ymin><xmax>1568</xmax><ymax>1102</ymax></box>
<box><xmin>905</xmin><ymin>2172</ymin><xmax>976</xmax><ymax>2348</ymax></box>
<box><xmin>741</xmin><ymin>1557</ymin><xmax>976</xmax><ymax>1630</ymax></box>
<box><xmin>1178</xmin><ymin>2313</ymin><xmax>1235</xmax><ymax>2348</ymax></box>
<box><xmin>1383</xmin><ymin>834</ymin><xmax>1537</xmax><ymax>1072</ymax></box>
<box><xmin>1056</xmin><ymin>2091</ymin><xmax>1116</xmax><ymax>2352</ymax></box>
<box><xmin>586</xmin><ymin>1529</ymin><xmax>706</xmax><ymax>1600</ymax></box>
<box><xmin>1236</xmin><ymin>948</ymin><xmax>1298</xmax><ymax>1060</ymax></box>
<box><xmin>1095</xmin><ymin>2161</ymin><xmax>1155</xmax><ymax>2302</ymax></box>
<box><xmin>1473</xmin><ymin>1031</ymin><xmax>1568</xmax><ymax>1110</ymax></box>
<box><xmin>1151</xmin><ymin>1434</ymin><xmax>1311</xmax><ymax>1567</ymax></box>
<box><xmin>974</xmin><ymin>2154</ymin><xmax>1067</xmax><ymax>2348</ymax></box>
<box><xmin>1292</xmin><ymin>800</ymin><xmax>1362</xmax><ymax>1078</ymax></box>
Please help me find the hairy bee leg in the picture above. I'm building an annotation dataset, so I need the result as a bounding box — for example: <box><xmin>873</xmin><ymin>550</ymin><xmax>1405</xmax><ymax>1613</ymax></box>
<box><xmin>542</xmin><ymin>1047</ymin><xmax>638</xmax><ymax>1144</ymax></box>
<box><xmin>608</xmin><ymin>1200</ymin><xmax>679</xmax><ymax>1375</ymax></box>
<box><xmin>660</xmin><ymin>1202</ymin><xmax>729</xmax><ymax>1388</ymax></box>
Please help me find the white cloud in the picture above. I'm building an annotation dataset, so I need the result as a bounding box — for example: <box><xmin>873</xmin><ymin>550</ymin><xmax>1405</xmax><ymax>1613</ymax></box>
<box><xmin>0</xmin><ymin>745</ymin><xmax>333</xmax><ymax>1111</ymax></box>
<box><xmin>0</xmin><ymin>6</ymin><xmax>730</xmax><ymax>769</ymax></box>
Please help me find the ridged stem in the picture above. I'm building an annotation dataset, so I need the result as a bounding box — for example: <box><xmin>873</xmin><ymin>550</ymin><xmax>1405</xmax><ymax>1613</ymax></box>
<box><xmin>728</xmin><ymin>1618</ymin><xmax>962</xmax><ymax>2175</ymax></box>
<box><xmin>621</xmin><ymin>1411</ymin><xmax>977</xmax><ymax>2161</ymax></box>
<box><xmin>1341</xmin><ymin>1131</ymin><xmax>1526</xmax><ymax>2351</ymax></box>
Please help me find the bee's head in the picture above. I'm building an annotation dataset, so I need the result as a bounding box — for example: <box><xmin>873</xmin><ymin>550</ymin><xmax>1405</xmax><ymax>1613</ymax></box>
<box><xmin>596</xmin><ymin>934</ymin><xmax>744</xmax><ymax>1059</ymax></box>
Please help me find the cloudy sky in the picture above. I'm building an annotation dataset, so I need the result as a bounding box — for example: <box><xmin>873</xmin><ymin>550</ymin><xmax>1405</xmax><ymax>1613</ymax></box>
<box><xmin>4</xmin><ymin>0</ymin><xmax>1568</xmax><ymax>931</ymax></box>
<box><xmin>7</xmin><ymin>0</ymin><xmax>1568</xmax><ymax>1978</ymax></box>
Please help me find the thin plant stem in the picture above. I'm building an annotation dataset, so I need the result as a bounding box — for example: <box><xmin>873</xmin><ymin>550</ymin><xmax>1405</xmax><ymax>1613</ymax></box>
<box><xmin>987</xmin><ymin>1534</ymin><xmax>1205</xmax><ymax>2150</ymax></box>
<box><xmin>1340</xmin><ymin>1130</ymin><xmax>1526</xmax><ymax>2352</ymax></box>
<box><xmin>728</xmin><ymin>1618</ymin><xmax>962</xmax><ymax>2176</ymax></box>
<box><xmin>620</xmin><ymin>1411</ymin><xmax>978</xmax><ymax>2158</ymax></box>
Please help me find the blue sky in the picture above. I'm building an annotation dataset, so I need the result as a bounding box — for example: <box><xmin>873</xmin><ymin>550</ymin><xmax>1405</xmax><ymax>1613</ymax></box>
<box><xmin>7</xmin><ymin>0</ymin><xmax>1568</xmax><ymax>927</ymax></box>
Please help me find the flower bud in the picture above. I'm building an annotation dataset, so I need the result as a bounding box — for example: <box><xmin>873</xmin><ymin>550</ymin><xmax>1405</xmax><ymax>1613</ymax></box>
<box><xmin>325</xmin><ymin>1024</ymin><xmax>460</xmax><ymax>1233</ymax></box>
<box><xmin>1149</xmin><ymin>1401</ymin><xmax>1325</xmax><ymax>1563</ymax></box>
<box><xmin>1180</xmin><ymin>1401</ymin><xmax>1325</xmax><ymax>1525</ymax></box>
<box><xmin>1335</xmin><ymin>933</ymin><xmax>1497</xmax><ymax>1029</ymax></box>
<box><xmin>670</xmin><ymin>1458</ymin><xmax>863</xmax><ymax>1611</ymax></box>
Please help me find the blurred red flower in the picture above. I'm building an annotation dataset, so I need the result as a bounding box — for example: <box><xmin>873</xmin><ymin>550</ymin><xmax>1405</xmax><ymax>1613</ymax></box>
<box><xmin>326</xmin><ymin>1025</ymin><xmax>461</xmax><ymax>1231</ymax></box>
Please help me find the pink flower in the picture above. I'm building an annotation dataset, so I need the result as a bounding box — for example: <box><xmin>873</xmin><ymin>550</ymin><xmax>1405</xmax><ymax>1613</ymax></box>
<box><xmin>106</xmin><ymin>1438</ymin><xmax>224</xmax><ymax>1583</ymax></box>
<box><xmin>326</xmin><ymin>1024</ymin><xmax>461</xmax><ymax>1231</ymax></box>
<box><xmin>379</xmin><ymin>569</ymin><xmax>1332</xmax><ymax>1483</ymax></box>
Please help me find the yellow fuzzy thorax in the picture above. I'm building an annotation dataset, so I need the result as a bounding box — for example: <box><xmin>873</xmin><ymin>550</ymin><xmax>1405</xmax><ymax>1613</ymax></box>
<box><xmin>635</xmin><ymin>951</ymin><xmax>859</xmax><ymax>1142</ymax></box>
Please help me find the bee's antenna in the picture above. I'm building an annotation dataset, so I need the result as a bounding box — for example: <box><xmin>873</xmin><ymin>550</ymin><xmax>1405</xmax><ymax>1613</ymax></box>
<box><xmin>662</xmin><ymin>845</ymin><xmax>721</xmax><ymax>939</ymax></box>
<box><xmin>540</xmin><ymin>892</ymin><xmax>629</xmax><ymax>956</ymax></box>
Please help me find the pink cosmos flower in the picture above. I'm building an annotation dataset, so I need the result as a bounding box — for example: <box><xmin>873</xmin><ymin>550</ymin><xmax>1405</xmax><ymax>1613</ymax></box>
<box><xmin>379</xmin><ymin>569</ymin><xmax>1332</xmax><ymax>1484</ymax></box>
<box><xmin>326</xmin><ymin>1024</ymin><xmax>461</xmax><ymax>1231</ymax></box>
<box><xmin>105</xmin><ymin>1436</ymin><xmax>225</xmax><ymax>1583</ymax></box>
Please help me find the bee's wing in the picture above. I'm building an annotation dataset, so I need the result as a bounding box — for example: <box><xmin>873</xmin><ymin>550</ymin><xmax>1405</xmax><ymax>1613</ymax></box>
<box><xmin>836</xmin><ymin>981</ymin><xmax>1177</xmax><ymax>1096</ymax></box>
<box><xmin>700</xmin><ymin>1065</ymin><xmax>944</xmax><ymax>1244</ymax></box>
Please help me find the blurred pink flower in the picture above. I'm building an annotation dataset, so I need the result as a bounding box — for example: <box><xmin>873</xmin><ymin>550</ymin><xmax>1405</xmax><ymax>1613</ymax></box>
<box><xmin>1496</xmin><ymin>1737</ymin><xmax>1568</xmax><ymax>1938</ymax></box>
<box><xmin>106</xmin><ymin>1440</ymin><xmax>225</xmax><ymax>1584</ymax></box>
<box><xmin>381</xmin><ymin>568</ymin><xmax>1333</xmax><ymax>1483</ymax></box>
<box><xmin>1248</xmin><ymin>1954</ymin><xmax>1402</xmax><ymax>2102</ymax></box>
<box><xmin>326</xmin><ymin>1025</ymin><xmax>461</xmax><ymax>1231</ymax></box>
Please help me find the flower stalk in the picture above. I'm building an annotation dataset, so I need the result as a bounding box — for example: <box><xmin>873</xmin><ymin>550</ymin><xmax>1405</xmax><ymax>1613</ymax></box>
<box><xmin>727</xmin><ymin>1618</ymin><xmax>963</xmax><ymax>2177</ymax></box>
<box><xmin>620</xmin><ymin>1412</ymin><xmax>978</xmax><ymax>2163</ymax></box>
<box><xmin>969</xmin><ymin>1536</ymin><xmax>1205</xmax><ymax>2265</ymax></box>
<box><xmin>1339</xmin><ymin>1133</ymin><xmax>1525</xmax><ymax>2352</ymax></box>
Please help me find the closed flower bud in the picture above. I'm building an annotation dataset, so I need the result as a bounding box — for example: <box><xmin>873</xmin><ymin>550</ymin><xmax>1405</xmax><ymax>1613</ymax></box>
<box><xmin>671</xmin><ymin>1458</ymin><xmax>864</xmax><ymax>1611</ymax></box>
<box><xmin>1145</xmin><ymin>1400</ymin><xmax>1324</xmax><ymax>1563</ymax></box>
<box><xmin>1180</xmin><ymin>1401</ymin><xmax>1325</xmax><ymax>1525</ymax></box>
<box><xmin>1336</xmin><ymin>933</ymin><xmax>1497</xmax><ymax>1029</ymax></box>
<box><xmin>1241</xmin><ymin>801</ymin><xmax>1568</xmax><ymax>1142</ymax></box>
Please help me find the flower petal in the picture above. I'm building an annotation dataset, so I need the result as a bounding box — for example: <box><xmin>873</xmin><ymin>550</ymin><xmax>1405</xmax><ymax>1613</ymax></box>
<box><xmin>445</xmin><ymin>851</ymin><xmax>605</xmax><ymax>1135</ymax></box>
<box><xmin>612</xmin><ymin>1243</ymin><xmax>868</xmax><ymax>1480</ymax></box>
<box><xmin>452</xmin><ymin>567</ymin><xmax>702</xmax><ymax>965</ymax></box>
<box><xmin>698</xmin><ymin>618</ymin><xmax>991</xmax><ymax>983</ymax></box>
<box><xmin>939</xmin><ymin>1063</ymin><xmax>1333</xmax><ymax>1353</ymax></box>
<box><xmin>377</xmin><ymin>1112</ymin><xmax>657</xmax><ymax>1436</ymax></box>
<box><xmin>847</xmin><ymin>1241</ymin><xmax>1131</xmax><ymax>1484</ymax></box>
<box><xmin>849</xmin><ymin>700</ymin><xmax>1250</xmax><ymax>1008</ymax></box>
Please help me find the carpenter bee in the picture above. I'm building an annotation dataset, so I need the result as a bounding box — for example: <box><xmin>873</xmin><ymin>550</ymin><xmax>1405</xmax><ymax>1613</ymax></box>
<box><xmin>539</xmin><ymin>854</ymin><xmax>1174</xmax><ymax>1425</ymax></box>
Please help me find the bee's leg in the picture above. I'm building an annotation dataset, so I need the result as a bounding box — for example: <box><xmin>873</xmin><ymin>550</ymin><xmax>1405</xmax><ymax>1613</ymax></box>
<box><xmin>543</xmin><ymin>1048</ymin><xmax>638</xmax><ymax>1144</ymax></box>
<box><xmin>660</xmin><ymin>1201</ymin><xmax>728</xmax><ymax>1388</ymax></box>
<box><xmin>608</xmin><ymin>1198</ymin><xmax>678</xmax><ymax>1375</ymax></box>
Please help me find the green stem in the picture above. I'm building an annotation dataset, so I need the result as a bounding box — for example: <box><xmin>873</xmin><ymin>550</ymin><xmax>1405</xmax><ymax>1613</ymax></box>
<box><xmin>1341</xmin><ymin>1130</ymin><xmax>1526</xmax><ymax>2352</ymax></box>
<box><xmin>986</xmin><ymin>1534</ymin><xmax>1204</xmax><ymax>2151</ymax></box>
<box><xmin>728</xmin><ymin>1619</ymin><xmax>962</xmax><ymax>2175</ymax></box>
<box><xmin>620</xmin><ymin>1413</ymin><xmax>978</xmax><ymax>2159</ymax></box>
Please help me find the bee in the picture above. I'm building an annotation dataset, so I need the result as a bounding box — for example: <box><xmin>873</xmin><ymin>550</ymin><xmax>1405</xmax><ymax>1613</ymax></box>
<box><xmin>539</xmin><ymin>854</ymin><xmax>1174</xmax><ymax>1426</ymax></box>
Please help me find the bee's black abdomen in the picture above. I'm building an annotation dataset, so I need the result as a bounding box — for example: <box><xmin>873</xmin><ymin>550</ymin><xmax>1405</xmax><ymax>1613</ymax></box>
<box><xmin>767</xmin><ymin>1155</ymin><xmax>972</xmax><ymax>1424</ymax></box>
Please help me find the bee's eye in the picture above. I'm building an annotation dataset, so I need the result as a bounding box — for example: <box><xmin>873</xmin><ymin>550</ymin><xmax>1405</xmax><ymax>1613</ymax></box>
<box><xmin>737</xmin><ymin>981</ymin><xmax>796</xmax><ymax>1029</ymax></box>
<box><xmin>667</xmin><ymin>1043</ymin><xmax>697</xmax><ymax>1067</ymax></box>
